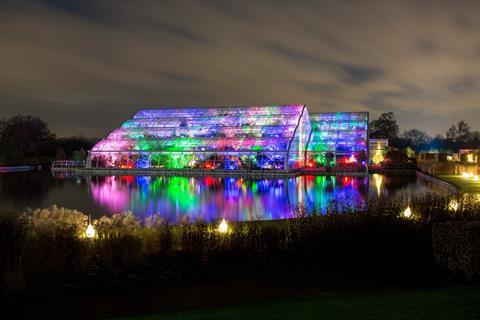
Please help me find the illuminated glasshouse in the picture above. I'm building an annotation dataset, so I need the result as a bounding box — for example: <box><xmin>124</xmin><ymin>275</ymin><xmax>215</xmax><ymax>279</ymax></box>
<box><xmin>88</xmin><ymin>105</ymin><xmax>311</xmax><ymax>171</ymax></box>
<box><xmin>305</xmin><ymin>112</ymin><xmax>369</xmax><ymax>169</ymax></box>
<box><xmin>87</xmin><ymin>106</ymin><xmax>369</xmax><ymax>172</ymax></box>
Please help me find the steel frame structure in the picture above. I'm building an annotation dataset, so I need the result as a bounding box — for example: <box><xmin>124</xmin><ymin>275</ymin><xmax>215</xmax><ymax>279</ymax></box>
<box><xmin>87</xmin><ymin>105</ymin><xmax>310</xmax><ymax>171</ymax></box>
<box><xmin>305</xmin><ymin>112</ymin><xmax>369</xmax><ymax>169</ymax></box>
<box><xmin>87</xmin><ymin>106</ymin><xmax>369</xmax><ymax>172</ymax></box>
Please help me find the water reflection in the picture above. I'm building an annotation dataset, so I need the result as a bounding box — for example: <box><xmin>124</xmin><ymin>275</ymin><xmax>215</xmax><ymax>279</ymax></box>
<box><xmin>0</xmin><ymin>171</ymin><xmax>443</xmax><ymax>222</ymax></box>
<box><xmin>89</xmin><ymin>175</ymin><xmax>345</xmax><ymax>222</ymax></box>
<box><xmin>88</xmin><ymin>174</ymin><xmax>418</xmax><ymax>222</ymax></box>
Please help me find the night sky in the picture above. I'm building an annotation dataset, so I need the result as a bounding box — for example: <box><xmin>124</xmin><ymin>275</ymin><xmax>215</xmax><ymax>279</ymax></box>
<box><xmin>1</xmin><ymin>0</ymin><xmax>480</xmax><ymax>137</ymax></box>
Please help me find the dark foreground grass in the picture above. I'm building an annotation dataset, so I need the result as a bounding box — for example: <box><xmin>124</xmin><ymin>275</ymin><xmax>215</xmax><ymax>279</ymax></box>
<box><xmin>122</xmin><ymin>286</ymin><xmax>480</xmax><ymax>320</ymax></box>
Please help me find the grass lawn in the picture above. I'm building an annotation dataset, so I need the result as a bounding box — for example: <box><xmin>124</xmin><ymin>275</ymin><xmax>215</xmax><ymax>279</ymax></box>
<box><xmin>120</xmin><ymin>286</ymin><xmax>480</xmax><ymax>320</ymax></box>
<box><xmin>438</xmin><ymin>175</ymin><xmax>480</xmax><ymax>193</ymax></box>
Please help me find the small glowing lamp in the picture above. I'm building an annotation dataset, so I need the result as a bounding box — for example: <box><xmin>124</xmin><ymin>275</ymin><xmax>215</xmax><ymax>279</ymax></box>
<box><xmin>218</xmin><ymin>218</ymin><xmax>228</xmax><ymax>234</ymax></box>
<box><xmin>402</xmin><ymin>206</ymin><xmax>412</xmax><ymax>218</ymax></box>
<box><xmin>85</xmin><ymin>215</ymin><xmax>96</xmax><ymax>238</ymax></box>
<box><xmin>448</xmin><ymin>199</ymin><xmax>459</xmax><ymax>212</ymax></box>
<box><xmin>86</xmin><ymin>224</ymin><xmax>95</xmax><ymax>238</ymax></box>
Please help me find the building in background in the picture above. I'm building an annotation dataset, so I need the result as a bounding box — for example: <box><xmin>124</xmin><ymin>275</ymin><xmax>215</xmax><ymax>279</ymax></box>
<box><xmin>87</xmin><ymin>106</ymin><xmax>369</xmax><ymax>172</ymax></box>
<box><xmin>418</xmin><ymin>151</ymin><xmax>449</xmax><ymax>162</ymax></box>
<box><xmin>459</xmin><ymin>149</ymin><xmax>478</xmax><ymax>164</ymax></box>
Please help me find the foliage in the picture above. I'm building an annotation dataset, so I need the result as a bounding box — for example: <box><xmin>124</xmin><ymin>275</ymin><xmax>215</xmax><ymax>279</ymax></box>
<box><xmin>433</xmin><ymin>221</ymin><xmax>480</xmax><ymax>281</ymax></box>
<box><xmin>369</xmin><ymin>112</ymin><xmax>399</xmax><ymax>139</ymax></box>
<box><xmin>23</xmin><ymin>205</ymin><xmax>88</xmax><ymax>237</ymax></box>
<box><xmin>0</xmin><ymin>115</ymin><xmax>56</xmax><ymax>162</ymax></box>
<box><xmin>443</xmin><ymin>121</ymin><xmax>480</xmax><ymax>150</ymax></box>
<box><xmin>1</xmin><ymin>194</ymin><xmax>480</xmax><ymax>295</ymax></box>
<box><xmin>446</xmin><ymin>121</ymin><xmax>470</xmax><ymax>143</ymax></box>
<box><xmin>402</xmin><ymin>129</ymin><xmax>431</xmax><ymax>152</ymax></box>
<box><xmin>56</xmin><ymin>136</ymin><xmax>96</xmax><ymax>159</ymax></box>
<box><xmin>368</xmin><ymin>113</ymin><xmax>480</xmax><ymax>152</ymax></box>
<box><xmin>0</xmin><ymin>212</ymin><xmax>26</xmax><ymax>292</ymax></box>
<box><xmin>0</xmin><ymin>115</ymin><xmax>97</xmax><ymax>164</ymax></box>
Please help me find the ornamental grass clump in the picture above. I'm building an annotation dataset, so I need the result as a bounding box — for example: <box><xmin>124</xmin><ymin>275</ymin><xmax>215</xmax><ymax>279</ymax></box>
<box><xmin>23</xmin><ymin>205</ymin><xmax>88</xmax><ymax>237</ymax></box>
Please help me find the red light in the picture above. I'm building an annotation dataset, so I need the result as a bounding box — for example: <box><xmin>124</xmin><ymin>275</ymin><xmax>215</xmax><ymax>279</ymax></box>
<box><xmin>204</xmin><ymin>162</ymin><xmax>214</xmax><ymax>169</ymax></box>
<box><xmin>121</xmin><ymin>175</ymin><xmax>134</xmax><ymax>183</ymax></box>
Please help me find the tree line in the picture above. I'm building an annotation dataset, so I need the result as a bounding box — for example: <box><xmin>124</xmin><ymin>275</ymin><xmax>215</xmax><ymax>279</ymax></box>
<box><xmin>1</xmin><ymin>113</ymin><xmax>475</xmax><ymax>165</ymax></box>
<box><xmin>370</xmin><ymin>112</ymin><xmax>480</xmax><ymax>153</ymax></box>
<box><xmin>0</xmin><ymin>115</ymin><xmax>96</xmax><ymax>165</ymax></box>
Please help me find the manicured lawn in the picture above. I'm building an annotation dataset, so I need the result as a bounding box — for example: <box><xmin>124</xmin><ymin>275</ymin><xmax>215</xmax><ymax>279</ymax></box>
<box><xmin>121</xmin><ymin>286</ymin><xmax>480</xmax><ymax>320</ymax></box>
<box><xmin>438</xmin><ymin>175</ymin><xmax>480</xmax><ymax>193</ymax></box>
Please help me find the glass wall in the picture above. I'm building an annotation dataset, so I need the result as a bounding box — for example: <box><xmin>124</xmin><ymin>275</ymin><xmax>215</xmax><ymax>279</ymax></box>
<box><xmin>305</xmin><ymin>112</ymin><xmax>368</xmax><ymax>170</ymax></box>
<box><xmin>88</xmin><ymin>105</ymin><xmax>308</xmax><ymax>171</ymax></box>
<box><xmin>87</xmin><ymin>108</ymin><xmax>370</xmax><ymax>172</ymax></box>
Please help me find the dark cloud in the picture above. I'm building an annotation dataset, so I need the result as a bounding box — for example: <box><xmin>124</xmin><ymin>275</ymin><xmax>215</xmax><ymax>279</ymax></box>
<box><xmin>39</xmin><ymin>0</ymin><xmax>111</xmax><ymax>23</ymax></box>
<box><xmin>260</xmin><ymin>40</ymin><xmax>330</xmax><ymax>67</ymax></box>
<box><xmin>337</xmin><ymin>64</ymin><xmax>383</xmax><ymax>85</ymax></box>
<box><xmin>260</xmin><ymin>41</ymin><xmax>382</xmax><ymax>84</ymax></box>
<box><xmin>447</xmin><ymin>77</ymin><xmax>476</xmax><ymax>93</ymax></box>
<box><xmin>158</xmin><ymin>72</ymin><xmax>204</xmax><ymax>85</ymax></box>
<box><xmin>362</xmin><ymin>86</ymin><xmax>425</xmax><ymax>112</ymax></box>
<box><xmin>453</xmin><ymin>13</ymin><xmax>473</xmax><ymax>31</ymax></box>
<box><xmin>414</xmin><ymin>39</ymin><xmax>437</xmax><ymax>55</ymax></box>
<box><xmin>1</xmin><ymin>0</ymin><xmax>480</xmax><ymax>137</ymax></box>
<box><xmin>149</xmin><ymin>20</ymin><xmax>213</xmax><ymax>45</ymax></box>
<box><xmin>201</xmin><ymin>0</ymin><xmax>253</xmax><ymax>20</ymax></box>
<box><xmin>298</xmin><ymin>82</ymin><xmax>339</xmax><ymax>95</ymax></box>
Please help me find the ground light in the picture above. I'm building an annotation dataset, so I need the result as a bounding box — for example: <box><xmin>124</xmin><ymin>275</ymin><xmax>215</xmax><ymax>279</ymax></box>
<box><xmin>218</xmin><ymin>218</ymin><xmax>229</xmax><ymax>234</ymax></box>
<box><xmin>402</xmin><ymin>206</ymin><xmax>412</xmax><ymax>218</ymax></box>
<box><xmin>85</xmin><ymin>215</ymin><xmax>96</xmax><ymax>238</ymax></box>
<box><xmin>448</xmin><ymin>199</ymin><xmax>459</xmax><ymax>211</ymax></box>
<box><xmin>462</xmin><ymin>172</ymin><xmax>474</xmax><ymax>179</ymax></box>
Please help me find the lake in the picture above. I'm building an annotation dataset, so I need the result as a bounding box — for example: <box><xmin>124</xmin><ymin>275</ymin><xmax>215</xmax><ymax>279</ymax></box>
<box><xmin>0</xmin><ymin>170</ymin><xmax>446</xmax><ymax>222</ymax></box>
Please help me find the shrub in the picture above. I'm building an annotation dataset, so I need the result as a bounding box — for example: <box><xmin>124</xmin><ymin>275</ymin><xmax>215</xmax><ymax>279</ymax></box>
<box><xmin>433</xmin><ymin>221</ymin><xmax>480</xmax><ymax>281</ymax></box>
<box><xmin>2</xmin><ymin>194</ymin><xmax>480</xmax><ymax>295</ymax></box>
<box><xmin>23</xmin><ymin>205</ymin><xmax>87</xmax><ymax>237</ymax></box>
<box><xmin>0</xmin><ymin>212</ymin><xmax>26</xmax><ymax>292</ymax></box>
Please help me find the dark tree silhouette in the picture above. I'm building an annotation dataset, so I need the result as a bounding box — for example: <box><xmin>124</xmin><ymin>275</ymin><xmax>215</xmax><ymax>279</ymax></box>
<box><xmin>0</xmin><ymin>115</ymin><xmax>56</xmax><ymax>161</ymax></box>
<box><xmin>402</xmin><ymin>129</ymin><xmax>431</xmax><ymax>152</ymax></box>
<box><xmin>369</xmin><ymin>112</ymin><xmax>399</xmax><ymax>139</ymax></box>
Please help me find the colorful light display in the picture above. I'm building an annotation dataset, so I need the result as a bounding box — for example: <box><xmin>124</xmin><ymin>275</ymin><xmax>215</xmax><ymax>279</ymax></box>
<box><xmin>369</xmin><ymin>139</ymin><xmax>388</xmax><ymax>165</ymax></box>
<box><xmin>88</xmin><ymin>105</ymin><xmax>310</xmax><ymax>171</ymax></box>
<box><xmin>306</xmin><ymin>112</ymin><xmax>369</xmax><ymax>168</ymax></box>
<box><xmin>88</xmin><ymin>107</ymin><xmax>369</xmax><ymax>171</ymax></box>
<box><xmin>88</xmin><ymin>175</ymin><xmax>369</xmax><ymax>222</ymax></box>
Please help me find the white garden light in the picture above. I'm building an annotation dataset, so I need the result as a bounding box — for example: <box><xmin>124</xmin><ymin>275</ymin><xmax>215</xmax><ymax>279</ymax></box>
<box><xmin>85</xmin><ymin>215</ymin><xmax>96</xmax><ymax>238</ymax></box>
<box><xmin>402</xmin><ymin>206</ymin><xmax>412</xmax><ymax>218</ymax></box>
<box><xmin>218</xmin><ymin>218</ymin><xmax>229</xmax><ymax>234</ymax></box>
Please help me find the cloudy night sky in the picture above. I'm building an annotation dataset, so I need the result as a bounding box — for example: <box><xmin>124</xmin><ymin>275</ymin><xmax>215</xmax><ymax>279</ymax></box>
<box><xmin>1</xmin><ymin>0</ymin><xmax>480</xmax><ymax>137</ymax></box>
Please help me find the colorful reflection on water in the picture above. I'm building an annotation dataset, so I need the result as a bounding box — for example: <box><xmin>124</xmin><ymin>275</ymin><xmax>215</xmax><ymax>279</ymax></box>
<box><xmin>87</xmin><ymin>174</ymin><xmax>432</xmax><ymax>222</ymax></box>
<box><xmin>0</xmin><ymin>171</ymin><xmax>444</xmax><ymax>222</ymax></box>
